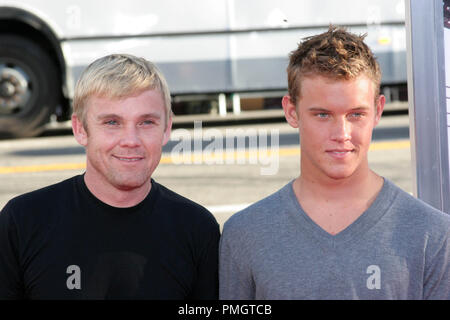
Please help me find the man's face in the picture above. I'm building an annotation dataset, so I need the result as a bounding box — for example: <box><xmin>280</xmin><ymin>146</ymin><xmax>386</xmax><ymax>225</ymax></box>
<box><xmin>72</xmin><ymin>89</ymin><xmax>171</xmax><ymax>193</ymax></box>
<box><xmin>282</xmin><ymin>74</ymin><xmax>384</xmax><ymax>182</ymax></box>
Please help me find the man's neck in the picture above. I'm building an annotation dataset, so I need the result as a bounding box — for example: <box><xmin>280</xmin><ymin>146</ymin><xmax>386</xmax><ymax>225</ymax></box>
<box><xmin>83</xmin><ymin>172</ymin><xmax>152</xmax><ymax>208</ymax></box>
<box><xmin>292</xmin><ymin>170</ymin><xmax>384</xmax><ymax>235</ymax></box>
<box><xmin>296</xmin><ymin>169</ymin><xmax>382</xmax><ymax>200</ymax></box>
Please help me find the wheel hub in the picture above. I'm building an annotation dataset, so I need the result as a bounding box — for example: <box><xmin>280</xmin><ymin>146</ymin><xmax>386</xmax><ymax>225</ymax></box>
<box><xmin>0</xmin><ymin>66</ymin><xmax>29</xmax><ymax>113</ymax></box>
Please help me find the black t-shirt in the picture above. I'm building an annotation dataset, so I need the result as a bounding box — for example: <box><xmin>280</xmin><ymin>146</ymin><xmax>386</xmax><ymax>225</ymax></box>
<box><xmin>0</xmin><ymin>175</ymin><xmax>220</xmax><ymax>299</ymax></box>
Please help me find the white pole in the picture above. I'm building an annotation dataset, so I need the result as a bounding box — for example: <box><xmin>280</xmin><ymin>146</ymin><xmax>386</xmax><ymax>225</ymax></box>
<box><xmin>232</xmin><ymin>93</ymin><xmax>241</xmax><ymax>115</ymax></box>
<box><xmin>218</xmin><ymin>93</ymin><xmax>227</xmax><ymax>117</ymax></box>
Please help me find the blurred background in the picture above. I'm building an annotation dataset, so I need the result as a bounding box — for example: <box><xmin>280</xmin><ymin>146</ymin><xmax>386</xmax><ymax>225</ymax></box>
<box><xmin>0</xmin><ymin>0</ymin><xmax>411</xmax><ymax>227</ymax></box>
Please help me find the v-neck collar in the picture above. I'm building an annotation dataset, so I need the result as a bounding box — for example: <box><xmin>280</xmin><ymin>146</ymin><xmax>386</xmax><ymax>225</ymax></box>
<box><xmin>284</xmin><ymin>178</ymin><xmax>399</xmax><ymax>248</ymax></box>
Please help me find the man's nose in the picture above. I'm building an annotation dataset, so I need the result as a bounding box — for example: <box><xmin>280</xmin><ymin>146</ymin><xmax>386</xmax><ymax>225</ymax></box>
<box><xmin>331</xmin><ymin>117</ymin><xmax>351</xmax><ymax>142</ymax></box>
<box><xmin>119</xmin><ymin>125</ymin><xmax>141</xmax><ymax>147</ymax></box>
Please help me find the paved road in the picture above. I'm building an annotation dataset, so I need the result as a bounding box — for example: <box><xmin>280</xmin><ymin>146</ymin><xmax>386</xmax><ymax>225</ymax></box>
<box><xmin>0</xmin><ymin>114</ymin><xmax>412</xmax><ymax>227</ymax></box>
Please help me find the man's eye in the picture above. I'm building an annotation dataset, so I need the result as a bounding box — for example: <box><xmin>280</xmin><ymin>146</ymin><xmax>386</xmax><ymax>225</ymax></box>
<box><xmin>316</xmin><ymin>113</ymin><xmax>329</xmax><ymax>118</ymax></box>
<box><xmin>349</xmin><ymin>112</ymin><xmax>363</xmax><ymax>118</ymax></box>
<box><xmin>105</xmin><ymin>120</ymin><xmax>118</xmax><ymax>125</ymax></box>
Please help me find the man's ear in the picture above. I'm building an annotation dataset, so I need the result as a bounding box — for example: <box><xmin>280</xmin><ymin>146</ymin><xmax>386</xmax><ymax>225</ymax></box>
<box><xmin>374</xmin><ymin>94</ymin><xmax>385</xmax><ymax>126</ymax></box>
<box><xmin>72</xmin><ymin>114</ymin><xmax>88</xmax><ymax>147</ymax></box>
<box><xmin>282</xmin><ymin>95</ymin><xmax>299</xmax><ymax>129</ymax></box>
<box><xmin>162</xmin><ymin>113</ymin><xmax>172</xmax><ymax>146</ymax></box>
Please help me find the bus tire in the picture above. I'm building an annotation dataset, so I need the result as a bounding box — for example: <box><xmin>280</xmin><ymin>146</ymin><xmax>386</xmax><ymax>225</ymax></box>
<box><xmin>0</xmin><ymin>34</ymin><xmax>60</xmax><ymax>138</ymax></box>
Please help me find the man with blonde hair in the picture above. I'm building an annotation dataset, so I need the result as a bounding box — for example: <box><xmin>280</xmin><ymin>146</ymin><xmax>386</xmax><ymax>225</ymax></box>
<box><xmin>219</xmin><ymin>26</ymin><xmax>450</xmax><ymax>299</ymax></box>
<box><xmin>0</xmin><ymin>54</ymin><xmax>220</xmax><ymax>299</ymax></box>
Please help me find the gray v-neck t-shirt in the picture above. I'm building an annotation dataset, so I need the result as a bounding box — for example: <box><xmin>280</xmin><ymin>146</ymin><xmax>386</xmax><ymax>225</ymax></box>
<box><xmin>219</xmin><ymin>178</ymin><xmax>450</xmax><ymax>299</ymax></box>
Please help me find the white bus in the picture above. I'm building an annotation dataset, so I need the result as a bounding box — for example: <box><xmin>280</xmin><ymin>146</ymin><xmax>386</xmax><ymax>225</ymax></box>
<box><xmin>0</xmin><ymin>0</ymin><xmax>407</xmax><ymax>138</ymax></box>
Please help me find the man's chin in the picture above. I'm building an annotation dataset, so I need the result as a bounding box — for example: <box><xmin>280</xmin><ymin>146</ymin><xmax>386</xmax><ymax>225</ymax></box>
<box><xmin>323</xmin><ymin>168</ymin><xmax>357</xmax><ymax>181</ymax></box>
<box><xmin>110</xmin><ymin>176</ymin><xmax>151</xmax><ymax>191</ymax></box>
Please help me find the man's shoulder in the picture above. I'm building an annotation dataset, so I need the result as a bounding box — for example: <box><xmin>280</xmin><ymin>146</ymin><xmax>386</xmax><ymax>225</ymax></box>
<box><xmin>384</xmin><ymin>179</ymin><xmax>450</xmax><ymax>239</ymax></box>
<box><xmin>3</xmin><ymin>176</ymin><xmax>77</xmax><ymax>212</ymax></box>
<box><xmin>153</xmin><ymin>181</ymin><xmax>219</xmax><ymax>228</ymax></box>
<box><xmin>223</xmin><ymin>182</ymin><xmax>292</xmax><ymax>235</ymax></box>
<box><xmin>386</xmin><ymin>180</ymin><xmax>450</xmax><ymax>223</ymax></box>
<box><xmin>0</xmin><ymin>176</ymin><xmax>79</xmax><ymax>229</ymax></box>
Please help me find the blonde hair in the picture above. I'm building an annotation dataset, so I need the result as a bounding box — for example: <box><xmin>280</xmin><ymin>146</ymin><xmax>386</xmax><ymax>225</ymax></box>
<box><xmin>287</xmin><ymin>25</ymin><xmax>381</xmax><ymax>105</ymax></box>
<box><xmin>73</xmin><ymin>54</ymin><xmax>172</xmax><ymax>128</ymax></box>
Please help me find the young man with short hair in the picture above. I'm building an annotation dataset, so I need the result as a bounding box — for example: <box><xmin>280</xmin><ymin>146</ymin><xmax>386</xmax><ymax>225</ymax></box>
<box><xmin>219</xmin><ymin>26</ymin><xmax>450</xmax><ymax>300</ymax></box>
